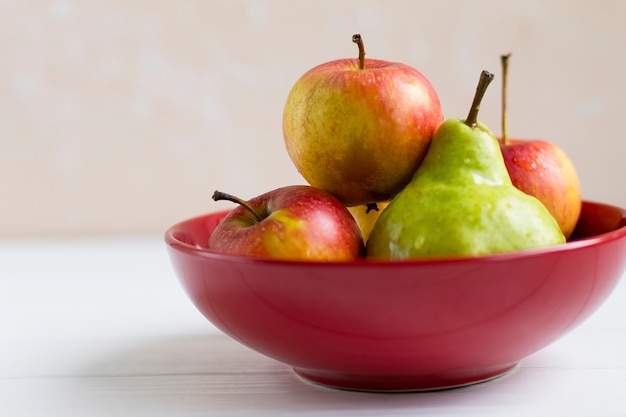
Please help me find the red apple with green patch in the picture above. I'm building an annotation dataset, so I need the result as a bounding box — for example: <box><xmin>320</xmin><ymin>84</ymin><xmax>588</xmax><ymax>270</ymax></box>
<box><xmin>282</xmin><ymin>34</ymin><xmax>444</xmax><ymax>206</ymax></box>
<box><xmin>209</xmin><ymin>185</ymin><xmax>364</xmax><ymax>261</ymax></box>
<box><xmin>498</xmin><ymin>53</ymin><xmax>582</xmax><ymax>239</ymax></box>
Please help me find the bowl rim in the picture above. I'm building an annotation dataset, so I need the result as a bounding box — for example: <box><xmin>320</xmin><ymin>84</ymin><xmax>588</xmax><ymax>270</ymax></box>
<box><xmin>165</xmin><ymin>200</ymin><xmax>626</xmax><ymax>267</ymax></box>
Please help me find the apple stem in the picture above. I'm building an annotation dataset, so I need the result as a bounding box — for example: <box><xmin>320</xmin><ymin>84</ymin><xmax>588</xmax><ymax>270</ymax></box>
<box><xmin>500</xmin><ymin>53</ymin><xmax>511</xmax><ymax>145</ymax></box>
<box><xmin>465</xmin><ymin>70</ymin><xmax>495</xmax><ymax>128</ymax></box>
<box><xmin>212</xmin><ymin>190</ymin><xmax>263</xmax><ymax>223</ymax></box>
<box><xmin>352</xmin><ymin>34</ymin><xmax>365</xmax><ymax>70</ymax></box>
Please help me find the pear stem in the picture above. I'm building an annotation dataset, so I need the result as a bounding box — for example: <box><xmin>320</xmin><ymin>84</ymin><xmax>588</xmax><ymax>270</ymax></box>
<box><xmin>212</xmin><ymin>190</ymin><xmax>263</xmax><ymax>223</ymax></box>
<box><xmin>500</xmin><ymin>53</ymin><xmax>511</xmax><ymax>145</ymax></box>
<box><xmin>465</xmin><ymin>70</ymin><xmax>495</xmax><ymax>128</ymax></box>
<box><xmin>352</xmin><ymin>34</ymin><xmax>365</xmax><ymax>70</ymax></box>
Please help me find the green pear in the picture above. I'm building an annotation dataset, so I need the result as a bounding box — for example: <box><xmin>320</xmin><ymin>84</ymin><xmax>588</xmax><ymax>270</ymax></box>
<box><xmin>366</xmin><ymin>71</ymin><xmax>565</xmax><ymax>259</ymax></box>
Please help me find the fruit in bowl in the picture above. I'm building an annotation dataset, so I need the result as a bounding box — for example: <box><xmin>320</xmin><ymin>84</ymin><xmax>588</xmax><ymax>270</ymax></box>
<box><xmin>500</xmin><ymin>138</ymin><xmax>581</xmax><ymax>238</ymax></box>
<box><xmin>282</xmin><ymin>34</ymin><xmax>443</xmax><ymax>206</ymax></box>
<box><xmin>367</xmin><ymin>71</ymin><xmax>565</xmax><ymax>259</ymax></box>
<box><xmin>208</xmin><ymin>185</ymin><xmax>363</xmax><ymax>261</ymax></box>
<box><xmin>165</xmin><ymin>37</ymin><xmax>620</xmax><ymax>392</ymax></box>
<box><xmin>498</xmin><ymin>54</ymin><xmax>582</xmax><ymax>239</ymax></box>
<box><xmin>165</xmin><ymin>200</ymin><xmax>626</xmax><ymax>392</ymax></box>
<box><xmin>348</xmin><ymin>202</ymin><xmax>389</xmax><ymax>243</ymax></box>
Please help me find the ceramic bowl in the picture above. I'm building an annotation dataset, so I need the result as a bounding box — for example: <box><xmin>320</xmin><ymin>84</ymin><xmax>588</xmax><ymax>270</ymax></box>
<box><xmin>165</xmin><ymin>201</ymin><xmax>626</xmax><ymax>392</ymax></box>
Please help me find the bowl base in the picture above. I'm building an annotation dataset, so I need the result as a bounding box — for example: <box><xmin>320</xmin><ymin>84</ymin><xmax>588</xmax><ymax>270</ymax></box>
<box><xmin>293</xmin><ymin>362</ymin><xmax>519</xmax><ymax>392</ymax></box>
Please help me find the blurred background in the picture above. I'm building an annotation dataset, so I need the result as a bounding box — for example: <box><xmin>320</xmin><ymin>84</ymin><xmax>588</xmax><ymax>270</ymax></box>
<box><xmin>2</xmin><ymin>0</ymin><xmax>624</xmax><ymax>237</ymax></box>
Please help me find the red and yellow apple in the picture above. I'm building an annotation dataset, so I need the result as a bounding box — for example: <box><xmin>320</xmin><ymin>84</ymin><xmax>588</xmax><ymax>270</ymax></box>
<box><xmin>282</xmin><ymin>34</ymin><xmax>444</xmax><ymax>206</ymax></box>
<box><xmin>500</xmin><ymin>139</ymin><xmax>581</xmax><ymax>239</ymax></box>
<box><xmin>209</xmin><ymin>185</ymin><xmax>364</xmax><ymax>261</ymax></box>
<box><xmin>498</xmin><ymin>53</ymin><xmax>581</xmax><ymax>239</ymax></box>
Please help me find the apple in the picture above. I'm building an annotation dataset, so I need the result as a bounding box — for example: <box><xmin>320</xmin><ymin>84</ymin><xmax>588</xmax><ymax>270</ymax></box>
<box><xmin>500</xmin><ymin>139</ymin><xmax>581</xmax><ymax>239</ymax></box>
<box><xmin>282</xmin><ymin>34</ymin><xmax>444</xmax><ymax>206</ymax></box>
<box><xmin>348</xmin><ymin>202</ymin><xmax>389</xmax><ymax>243</ymax></box>
<box><xmin>498</xmin><ymin>53</ymin><xmax>582</xmax><ymax>239</ymax></box>
<box><xmin>209</xmin><ymin>185</ymin><xmax>364</xmax><ymax>261</ymax></box>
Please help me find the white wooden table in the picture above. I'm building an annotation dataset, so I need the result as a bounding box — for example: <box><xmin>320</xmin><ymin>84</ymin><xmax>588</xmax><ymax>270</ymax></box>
<box><xmin>2</xmin><ymin>237</ymin><xmax>626</xmax><ymax>416</ymax></box>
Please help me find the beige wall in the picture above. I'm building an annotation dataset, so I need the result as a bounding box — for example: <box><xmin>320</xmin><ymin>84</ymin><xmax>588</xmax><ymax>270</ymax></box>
<box><xmin>2</xmin><ymin>0</ymin><xmax>625</xmax><ymax>236</ymax></box>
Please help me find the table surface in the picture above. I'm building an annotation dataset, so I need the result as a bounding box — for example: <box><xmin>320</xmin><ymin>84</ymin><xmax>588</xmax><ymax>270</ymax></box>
<box><xmin>2</xmin><ymin>236</ymin><xmax>626</xmax><ymax>417</ymax></box>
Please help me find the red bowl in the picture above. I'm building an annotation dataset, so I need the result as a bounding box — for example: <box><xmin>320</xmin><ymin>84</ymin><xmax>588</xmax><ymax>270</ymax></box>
<box><xmin>165</xmin><ymin>201</ymin><xmax>626</xmax><ymax>392</ymax></box>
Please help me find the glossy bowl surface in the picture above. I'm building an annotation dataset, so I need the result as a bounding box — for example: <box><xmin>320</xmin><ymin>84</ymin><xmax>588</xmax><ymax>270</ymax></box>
<box><xmin>165</xmin><ymin>201</ymin><xmax>626</xmax><ymax>391</ymax></box>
